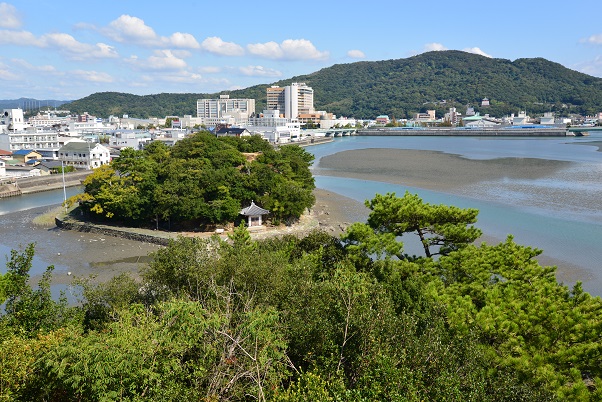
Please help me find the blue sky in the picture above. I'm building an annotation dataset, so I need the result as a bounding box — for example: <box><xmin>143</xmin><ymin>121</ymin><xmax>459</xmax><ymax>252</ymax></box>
<box><xmin>1</xmin><ymin>0</ymin><xmax>601</xmax><ymax>100</ymax></box>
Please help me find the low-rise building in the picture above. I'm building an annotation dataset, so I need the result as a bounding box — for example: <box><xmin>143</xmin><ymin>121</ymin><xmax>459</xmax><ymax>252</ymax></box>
<box><xmin>58</xmin><ymin>141</ymin><xmax>111</xmax><ymax>169</ymax></box>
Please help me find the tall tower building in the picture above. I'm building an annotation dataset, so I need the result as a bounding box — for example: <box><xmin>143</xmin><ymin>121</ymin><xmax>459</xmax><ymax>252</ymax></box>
<box><xmin>266</xmin><ymin>83</ymin><xmax>314</xmax><ymax>119</ymax></box>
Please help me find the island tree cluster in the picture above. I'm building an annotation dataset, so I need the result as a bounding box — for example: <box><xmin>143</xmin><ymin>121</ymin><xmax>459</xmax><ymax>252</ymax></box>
<box><xmin>69</xmin><ymin>132</ymin><xmax>316</xmax><ymax>228</ymax></box>
<box><xmin>2</xmin><ymin>192</ymin><xmax>602</xmax><ymax>400</ymax></box>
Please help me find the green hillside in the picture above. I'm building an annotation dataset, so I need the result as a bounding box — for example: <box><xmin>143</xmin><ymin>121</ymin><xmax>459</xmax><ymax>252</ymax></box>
<box><xmin>64</xmin><ymin>51</ymin><xmax>602</xmax><ymax>119</ymax></box>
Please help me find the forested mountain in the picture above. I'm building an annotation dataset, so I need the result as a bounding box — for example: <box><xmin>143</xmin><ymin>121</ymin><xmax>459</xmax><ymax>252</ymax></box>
<box><xmin>64</xmin><ymin>51</ymin><xmax>602</xmax><ymax>119</ymax></box>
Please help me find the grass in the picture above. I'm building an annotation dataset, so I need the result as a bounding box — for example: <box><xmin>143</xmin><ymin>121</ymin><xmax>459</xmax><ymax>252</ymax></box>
<box><xmin>32</xmin><ymin>205</ymin><xmax>67</xmax><ymax>227</ymax></box>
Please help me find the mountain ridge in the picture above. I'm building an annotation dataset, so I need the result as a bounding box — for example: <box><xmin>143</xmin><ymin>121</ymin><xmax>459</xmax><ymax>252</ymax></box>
<box><xmin>62</xmin><ymin>51</ymin><xmax>602</xmax><ymax>119</ymax></box>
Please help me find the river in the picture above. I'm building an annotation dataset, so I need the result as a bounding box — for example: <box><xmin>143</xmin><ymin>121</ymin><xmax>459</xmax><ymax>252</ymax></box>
<box><xmin>308</xmin><ymin>134</ymin><xmax>602</xmax><ymax>296</ymax></box>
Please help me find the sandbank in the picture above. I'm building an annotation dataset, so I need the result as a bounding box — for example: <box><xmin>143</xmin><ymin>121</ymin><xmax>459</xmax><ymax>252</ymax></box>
<box><xmin>315</xmin><ymin>148</ymin><xmax>572</xmax><ymax>192</ymax></box>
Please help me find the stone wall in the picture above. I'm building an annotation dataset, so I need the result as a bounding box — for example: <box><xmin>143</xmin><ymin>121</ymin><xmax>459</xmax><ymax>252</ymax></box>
<box><xmin>55</xmin><ymin>216</ymin><xmax>175</xmax><ymax>246</ymax></box>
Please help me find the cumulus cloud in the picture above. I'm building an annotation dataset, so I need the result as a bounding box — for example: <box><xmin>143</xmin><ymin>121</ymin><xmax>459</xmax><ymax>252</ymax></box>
<box><xmin>105</xmin><ymin>15</ymin><xmax>158</xmax><ymax>44</ymax></box>
<box><xmin>71</xmin><ymin>70</ymin><xmax>114</xmax><ymax>83</ymax></box>
<box><xmin>463</xmin><ymin>47</ymin><xmax>493</xmax><ymax>58</ymax></box>
<box><xmin>247</xmin><ymin>39</ymin><xmax>329</xmax><ymax>60</ymax></box>
<box><xmin>347</xmin><ymin>49</ymin><xmax>366</xmax><ymax>59</ymax></box>
<box><xmin>102</xmin><ymin>15</ymin><xmax>200</xmax><ymax>49</ymax></box>
<box><xmin>0</xmin><ymin>30</ymin><xmax>118</xmax><ymax>60</ymax></box>
<box><xmin>582</xmin><ymin>33</ymin><xmax>602</xmax><ymax>45</ymax></box>
<box><xmin>169</xmin><ymin>32</ymin><xmax>200</xmax><ymax>49</ymax></box>
<box><xmin>0</xmin><ymin>2</ymin><xmax>21</xmax><ymax>29</ymax></box>
<box><xmin>423</xmin><ymin>43</ymin><xmax>448</xmax><ymax>52</ymax></box>
<box><xmin>0</xmin><ymin>30</ymin><xmax>39</xmax><ymax>46</ymax></box>
<box><xmin>42</xmin><ymin>33</ymin><xmax>119</xmax><ymax>60</ymax></box>
<box><xmin>127</xmin><ymin>50</ymin><xmax>188</xmax><ymax>71</ymax></box>
<box><xmin>239</xmin><ymin>65</ymin><xmax>282</xmax><ymax>77</ymax></box>
<box><xmin>200</xmin><ymin>37</ymin><xmax>245</xmax><ymax>56</ymax></box>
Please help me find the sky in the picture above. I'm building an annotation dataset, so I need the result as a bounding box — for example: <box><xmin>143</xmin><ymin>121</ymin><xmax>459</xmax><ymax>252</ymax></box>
<box><xmin>1</xmin><ymin>0</ymin><xmax>601</xmax><ymax>101</ymax></box>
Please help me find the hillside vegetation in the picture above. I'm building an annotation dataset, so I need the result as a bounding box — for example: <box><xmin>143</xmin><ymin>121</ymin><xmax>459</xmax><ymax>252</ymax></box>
<box><xmin>64</xmin><ymin>51</ymin><xmax>602</xmax><ymax>119</ymax></box>
<box><xmin>3</xmin><ymin>192</ymin><xmax>602</xmax><ymax>400</ymax></box>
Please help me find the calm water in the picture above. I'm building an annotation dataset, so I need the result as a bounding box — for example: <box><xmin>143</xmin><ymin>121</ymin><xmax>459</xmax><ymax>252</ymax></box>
<box><xmin>308</xmin><ymin>134</ymin><xmax>602</xmax><ymax>295</ymax></box>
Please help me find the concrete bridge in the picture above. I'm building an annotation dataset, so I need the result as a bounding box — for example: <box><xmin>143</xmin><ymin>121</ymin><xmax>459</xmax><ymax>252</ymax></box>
<box><xmin>567</xmin><ymin>126</ymin><xmax>602</xmax><ymax>136</ymax></box>
<box><xmin>303</xmin><ymin>128</ymin><xmax>357</xmax><ymax>137</ymax></box>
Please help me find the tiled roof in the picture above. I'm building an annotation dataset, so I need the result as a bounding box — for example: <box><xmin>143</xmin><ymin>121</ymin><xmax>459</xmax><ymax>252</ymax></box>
<box><xmin>240</xmin><ymin>201</ymin><xmax>269</xmax><ymax>216</ymax></box>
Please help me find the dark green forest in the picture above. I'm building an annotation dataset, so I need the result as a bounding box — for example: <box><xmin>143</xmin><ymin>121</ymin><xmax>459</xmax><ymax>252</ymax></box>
<box><xmin>63</xmin><ymin>51</ymin><xmax>602</xmax><ymax>119</ymax></box>
<box><xmin>2</xmin><ymin>192</ymin><xmax>602</xmax><ymax>400</ymax></box>
<box><xmin>67</xmin><ymin>132</ymin><xmax>315</xmax><ymax>229</ymax></box>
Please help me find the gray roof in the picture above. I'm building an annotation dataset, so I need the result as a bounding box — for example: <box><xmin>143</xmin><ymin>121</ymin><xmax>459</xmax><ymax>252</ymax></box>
<box><xmin>59</xmin><ymin>142</ymin><xmax>105</xmax><ymax>152</ymax></box>
<box><xmin>240</xmin><ymin>201</ymin><xmax>269</xmax><ymax>216</ymax></box>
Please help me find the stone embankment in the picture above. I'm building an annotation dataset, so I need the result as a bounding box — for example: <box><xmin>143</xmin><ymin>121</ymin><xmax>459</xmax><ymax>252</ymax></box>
<box><xmin>54</xmin><ymin>209</ymin><xmax>326</xmax><ymax>246</ymax></box>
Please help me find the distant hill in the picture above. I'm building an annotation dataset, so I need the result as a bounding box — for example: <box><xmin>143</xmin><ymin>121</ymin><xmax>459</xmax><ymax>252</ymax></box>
<box><xmin>64</xmin><ymin>51</ymin><xmax>602</xmax><ymax>119</ymax></box>
<box><xmin>0</xmin><ymin>98</ymin><xmax>71</xmax><ymax>110</ymax></box>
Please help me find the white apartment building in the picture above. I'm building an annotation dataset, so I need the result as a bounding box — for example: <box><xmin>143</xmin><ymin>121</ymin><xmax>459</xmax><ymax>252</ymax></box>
<box><xmin>196</xmin><ymin>95</ymin><xmax>255</xmax><ymax>126</ymax></box>
<box><xmin>267</xmin><ymin>83</ymin><xmax>314</xmax><ymax>120</ymax></box>
<box><xmin>58</xmin><ymin>140</ymin><xmax>111</xmax><ymax>169</ymax></box>
<box><xmin>244</xmin><ymin>109</ymin><xmax>301</xmax><ymax>143</ymax></box>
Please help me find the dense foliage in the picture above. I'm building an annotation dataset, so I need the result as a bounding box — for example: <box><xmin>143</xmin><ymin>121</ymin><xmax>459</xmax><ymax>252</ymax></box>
<box><xmin>64</xmin><ymin>51</ymin><xmax>602</xmax><ymax>119</ymax></box>
<box><xmin>67</xmin><ymin>132</ymin><xmax>315</xmax><ymax>228</ymax></box>
<box><xmin>2</xmin><ymin>192</ymin><xmax>602</xmax><ymax>400</ymax></box>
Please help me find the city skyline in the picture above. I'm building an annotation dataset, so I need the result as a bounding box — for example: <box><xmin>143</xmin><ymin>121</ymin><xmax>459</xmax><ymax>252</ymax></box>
<box><xmin>1</xmin><ymin>0</ymin><xmax>601</xmax><ymax>100</ymax></box>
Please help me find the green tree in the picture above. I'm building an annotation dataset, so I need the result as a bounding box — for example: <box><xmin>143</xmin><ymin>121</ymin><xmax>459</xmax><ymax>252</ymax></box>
<box><xmin>346</xmin><ymin>191</ymin><xmax>481</xmax><ymax>258</ymax></box>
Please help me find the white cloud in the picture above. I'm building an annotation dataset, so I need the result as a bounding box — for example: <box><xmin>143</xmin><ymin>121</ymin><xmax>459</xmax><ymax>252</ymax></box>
<box><xmin>423</xmin><ymin>43</ymin><xmax>448</xmax><ymax>52</ymax></box>
<box><xmin>103</xmin><ymin>15</ymin><xmax>200</xmax><ymax>49</ymax></box>
<box><xmin>582</xmin><ymin>34</ymin><xmax>602</xmax><ymax>45</ymax></box>
<box><xmin>463</xmin><ymin>47</ymin><xmax>493</xmax><ymax>58</ymax></box>
<box><xmin>239</xmin><ymin>65</ymin><xmax>282</xmax><ymax>77</ymax></box>
<box><xmin>347</xmin><ymin>49</ymin><xmax>366</xmax><ymax>59</ymax></box>
<box><xmin>71</xmin><ymin>70</ymin><xmax>114</xmax><ymax>83</ymax></box>
<box><xmin>42</xmin><ymin>33</ymin><xmax>118</xmax><ymax>60</ymax></box>
<box><xmin>169</xmin><ymin>32</ymin><xmax>200</xmax><ymax>49</ymax></box>
<box><xmin>11</xmin><ymin>58</ymin><xmax>59</xmax><ymax>73</ymax></box>
<box><xmin>0</xmin><ymin>30</ymin><xmax>118</xmax><ymax>60</ymax></box>
<box><xmin>247</xmin><ymin>39</ymin><xmax>329</xmax><ymax>60</ymax></box>
<box><xmin>105</xmin><ymin>15</ymin><xmax>158</xmax><ymax>44</ymax></box>
<box><xmin>574</xmin><ymin>55</ymin><xmax>602</xmax><ymax>77</ymax></box>
<box><xmin>127</xmin><ymin>50</ymin><xmax>188</xmax><ymax>71</ymax></box>
<box><xmin>0</xmin><ymin>3</ymin><xmax>21</xmax><ymax>29</ymax></box>
<box><xmin>247</xmin><ymin>41</ymin><xmax>283</xmax><ymax>59</ymax></box>
<box><xmin>200</xmin><ymin>37</ymin><xmax>245</xmax><ymax>56</ymax></box>
<box><xmin>0</xmin><ymin>63</ymin><xmax>19</xmax><ymax>80</ymax></box>
<box><xmin>0</xmin><ymin>30</ymin><xmax>39</xmax><ymax>46</ymax></box>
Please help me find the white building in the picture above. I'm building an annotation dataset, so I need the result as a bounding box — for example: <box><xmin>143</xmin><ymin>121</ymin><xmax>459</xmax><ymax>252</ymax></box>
<box><xmin>196</xmin><ymin>95</ymin><xmax>255</xmax><ymax>126</ymax></box>
<box><xmin>1</xmin><ymin>109</ymin><xmax>29</xmax><ymax>132</ymax></box>
<box><xmin>267</xmin><ymin>83</ymin><xmax>314</xmax><ymax>119</ymax></box>
<box><xmin>513</xmin><ymin>111</ymin><xmax>531</xmax><ymax>125</ymax></box>
<box><xmin>540</xmin><ymin>112</ymin><xmax>555</xmax><ymax>125</ymax></box>
<box><xmin>58</xmin><ymin>141</ymin><xmax>111</xmax><ymax>169</ymax></box>
<box><xmin>244</xmin><ymin>110</ymin><xmax>301</xmax><ymax>143</ymax></box>
<box><xmin>108</xmin><ymin>130</ymin><xmax>153</xmax><ymax>150</ymax></box>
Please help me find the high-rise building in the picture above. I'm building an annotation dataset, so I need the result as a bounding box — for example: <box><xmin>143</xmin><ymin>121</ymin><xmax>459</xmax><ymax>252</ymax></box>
<box><xmin>196</xmin><ymin>95</ymin><xmax>255</xmax><ymax>126</ymax></box>
<box><xmin>266</xmin><ymin>83</ymin><xmax>314</xmax><ymax>119</ymax></box>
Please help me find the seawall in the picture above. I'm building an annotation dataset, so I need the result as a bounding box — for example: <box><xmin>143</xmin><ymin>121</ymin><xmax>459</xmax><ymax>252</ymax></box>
<box><xmin>357</xmin><ymin>127</ymin><xmax>568</xmax><ymax>136</ymax></box>
<box><xmin>55</xmin><ymin>215</ymin><xmax>176</xmax><ymax>246</ymax></box>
